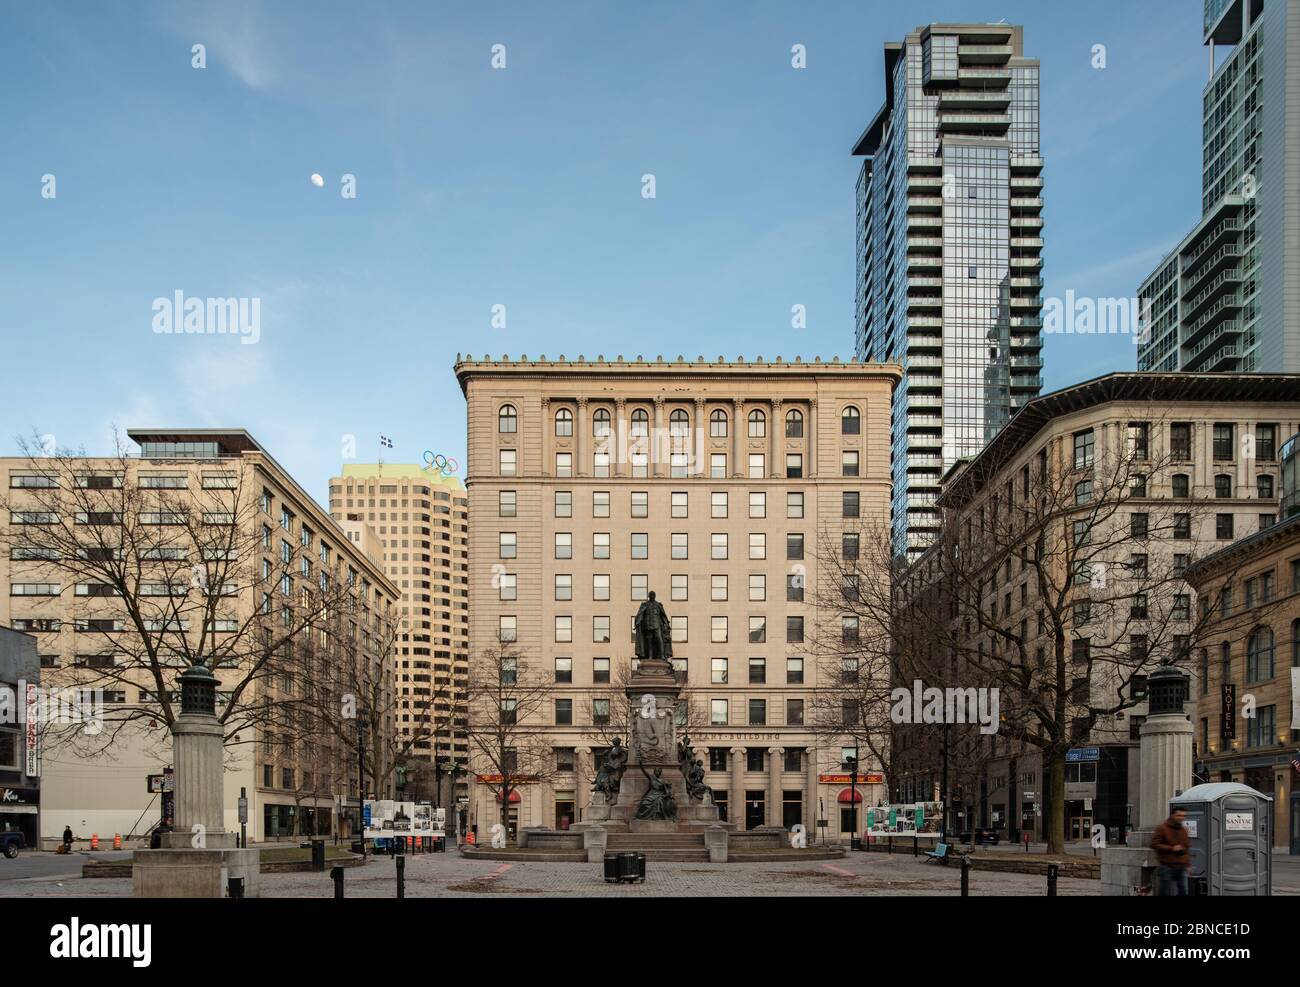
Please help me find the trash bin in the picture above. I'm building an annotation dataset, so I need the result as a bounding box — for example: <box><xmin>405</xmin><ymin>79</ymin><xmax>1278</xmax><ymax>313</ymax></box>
<box><xmin>618</xmin><ymin>852</ymin><xmax>645</xmax><ymax>883</ymax></box>
<box><xmin>350</xmin><ymin>840</ymin><xmax>364</xmax><ymax>855</ymax></box>
<box><xmin>1169</xmin><ymin>783</ymin><xmax>1272</xmax><ymax>896</ymax></box>
<box><xmin>603</xmin><ymin>853</ymin><xmax>620</xmax><ymax>883</ymax></box>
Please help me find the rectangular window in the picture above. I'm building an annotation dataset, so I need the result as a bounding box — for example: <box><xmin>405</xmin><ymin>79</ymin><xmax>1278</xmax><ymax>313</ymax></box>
<box><xmin>554</xmin><ymin>657</ymin><xmax>573</xmax><ymax>684</ymax></box>
<box><xmin>1257</xmin><ymin>424</ymin><xmax>1277</xmax><ymax>461</ymax></box>
<box><xmin>499</xmin><ymin>490</ymin><xmax>517</xmax><ymax>517</ymax></box>
<box><xmin>786</xmin><ymin>616</ymin><xmax>804</xmax><ymax>643</ymax></box>
<box><xmin>748</xmin><ymin>454</ymin><xmax>765</xmax><ymax>478</ymax></box>
<box><xmin>711</xmin><ymin>533</ymin><xmax>728</xmax><ymax>560</ymax></box>
<box><xmin>786</xmin><ymin>657</ymin><xmax>804</xmax><ymax>684</ymax></box>
<box><xmin>671</xmin><ymin>491</ymin><xmax>688</xmax><ymax>518</ymax></box>
<box><xmin>593</xmin><ymin>616</ymin><xmax>611</xmax><ymax>643</ymax></box>
<box><xmin>786</xmin><ymin>454</ymin><xmax>803</xmax><ymax>479</ymax></box>
<box><xmin>748</xmin><ymin>699</ymin><xmax>766</xmax><ymax>726</ymax></box>
<box><xmin>1216</xmin><ymin>514</ymin><xmax>1234</xmax><ymax>540</ymax></box>
<box><xmin>711</xmin><ymin>574</ymin><xmax>728</xmax><ymax>601</ymax></box>
<box><xmin>748</xmin><ymin>573</ymin><xmax>766</xmax><ymax>602</ymax></box>
<box><xmin>711</xmin><ymin>699</ymin><xmax>729</xmax><ymax>725</ymax></box>
<box><xmin>499</xmin><ymin>449</ymin><xmax>517</xmax><ymax>475</ymax></box>
<box><xmin>711</xmin><ymin>616</ymin><xmax>728</xmax><ymax>643</ymax></box>
<box><xmin>786</xmin><ymin>573</ymin><xmax>804</xmax><ymax>602</ymax></box>
<box><xmin>593</xmin><ymin>533</ymin><xmax>610</xmax><ymax>559</ymax></box>
<box><xmin>555</xmin><ymin>452</ymin><xmax>573</xmax><ymax>477</ymax></box>
<box><xmin>554</xmin><ymin>573</ymin><xmax>572</xmax><ymax>601</ymax></box>
<box><xmin>631</xmin><ymin>491</ymin><xmax>648</xmax><ymax>518</ymax></box>
<box><xmin>841</xmin><ymin>450</ymin><xmax>860</xmax><ymax>477</ymax></box>
<box><xmin>631</xmin><ymin>574</ymin><xmax>648</xmax><ymax>600</ymax></box>
<box><xmin>555</xmin><ymin>532</ymin><xmax>573</xmax><ymax>559</ymax></box>
<box><xmin>593</xmin><ymin>452</ymin><xmax>611</xmax><ymax>477</ymax></box>
<box><xmin>498</xmin><ymin>615</ymin><xmax>517</xmax><ymax>643</ymax></box>
<box><xmin>786</xmin><ymin>699</ymin><xmax>804</xmax><ymax>726</ymax></box>
<box><xmin>787</xmin><ymin>491</ymin><xmax>804</xmax><ymax>518</ymax></box>
<box><xmin>842</xmin><ymin>491</ymin><xmax>860</xmax><ymax>518</ymax></box>
<box><xmin>710</xmin><ymin>453</ymin><xmax>727</xmax><ymax>478</ymax></box>
<box><xmin>749</xmin><ymin>532</ymin><xmax>766</xmax><ymax>560</ymax></box>
<box><xmin>1213</xmin><ymin>423</ymin><xmax>1234</xmax><ymax>461</ymax></box>
<box><xmin>1073</xmin><ymin>429</ymin><xmax>1094</xmax><ymax>469</ymax></box>
<box><xmin>671</xmin><ymin>533</ymin><xmax>688</xmax><ymax>560</ymax></box>
<box><xmin>593</xmin><ymin>491</ymin><xmax>610</xmax><ymax>517</ymax></box>
<box><xmin>711</xmin><ymin>657</ymin><xmax>729</xmax><ymax>684</ymax></box>
<box><xmin>670</xmin><ymin>573</ymin><xmax>688</xmax><ymax>601</ymax></box>
<box><xmin>554</xmin><ymin>490</ymin><xmax>572</xmax><ymax>517</ymax></box>
<box><xmin>749</xmin><ymin>491</ymin><xmax>766</xmax><ymax>518</ymax></box>
<box><xmin>498</xmin><ymin>573</ymin><xmax>517</xmax><ymax>601</ymax></box>
<box><xmin>748</xmin><ymin>616</ymin><xmax>766</xmax><ymax>643</ymax></box>
<box><xmin>786</xmin><ymin>533</ymin><xmax>804</xmax><ymax>560</ymax></box>
<box><xmin>499</xmin><ymin>532</ymin><xmax>517</xmax><ymax>559</ymax></box>
<box><xmin>711</xmin><ymin>491</ymin><xmax>728</xmax><ymax>518</ymax></box>
<box><xmin>554</xmin><ymin>615</ymin><xmax>573</xmax><ymax>643</ymax></box>
<box><xmin>631</xmin><ymin>532</ymin><xmax>649</xmax><ymax>559</ymax></box>
<box><xmin>593</xmin><ymin>658</ymin><xmax>611</xmax><ymax>684</ymax></box>
<box><xmin>748</xmin><ymin>657</ymin><xmax>766</xmax><ymax>684</ymax></box>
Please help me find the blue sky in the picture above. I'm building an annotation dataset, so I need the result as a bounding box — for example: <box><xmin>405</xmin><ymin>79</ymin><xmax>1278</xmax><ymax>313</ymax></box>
<box><xmin>1</xmin><ymin>0</ymin><xmax>1207</xmax><ymax>505</ymax></box>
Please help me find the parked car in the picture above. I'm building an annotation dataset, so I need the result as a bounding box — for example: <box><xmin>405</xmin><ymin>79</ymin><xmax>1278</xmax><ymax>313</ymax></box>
<box><xmin>1</xmin><ymin>832</ymin><xmax>25</xmax><ymax>859</ymax></box>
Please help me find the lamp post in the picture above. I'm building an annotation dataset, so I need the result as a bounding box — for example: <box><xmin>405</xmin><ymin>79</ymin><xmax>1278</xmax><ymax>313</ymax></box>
<box><xmin>356</xmin><ymin>707</ymin><xmax>367</xmax><ymax>859</ymax></box>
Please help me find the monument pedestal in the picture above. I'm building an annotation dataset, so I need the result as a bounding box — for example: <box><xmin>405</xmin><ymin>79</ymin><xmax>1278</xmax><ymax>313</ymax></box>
<box><xmin>133</xmin><ymin>664</ymin><xmax>261</xmax><ymax>897</ymax></box>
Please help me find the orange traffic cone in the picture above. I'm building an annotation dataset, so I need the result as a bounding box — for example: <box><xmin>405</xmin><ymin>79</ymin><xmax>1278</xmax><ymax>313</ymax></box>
<box><xmin>90</xmin><ymin>833</ymin><xmax>99</xmax><ymax>850</ymax></box>
<box><xmin>113</xmin><ymin>833</ymin><xmax>122</xmax><ymax>850</ymax></box>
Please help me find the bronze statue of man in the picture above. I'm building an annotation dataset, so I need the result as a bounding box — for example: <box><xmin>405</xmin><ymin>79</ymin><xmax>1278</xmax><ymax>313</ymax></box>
<box><xmin>634</xmin><ymin>590</ymin><xmax>673</xmax><ymax>661</ymax></box>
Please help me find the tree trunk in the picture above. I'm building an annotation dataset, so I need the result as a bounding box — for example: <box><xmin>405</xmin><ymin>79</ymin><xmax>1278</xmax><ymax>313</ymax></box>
<box><xmin>1046</xmin><ymin>745</ymin><xmax>1066</xmax><ymax>855</ymax></box>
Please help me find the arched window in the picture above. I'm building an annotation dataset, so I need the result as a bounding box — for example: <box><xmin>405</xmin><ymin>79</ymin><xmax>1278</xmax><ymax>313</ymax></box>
<box><xmin>841</xmin><ymin>406</ymin><xmax>861</xmax><ymax>435</ymax></box>
<box><xmin>1246</xmin><ymin>626</ymin><xmax>1274</xmax><ymax>683</ymax></box>
<box><xmin>785</xmin><ymin>408</ymin><xmax>804</xmax><ymax>438</ymax></box>
<box><xmin>630</xmin><ymin>408</ymin><xmax>649</xmax><ymax>438</ymax></box>
<box><xmin>593</xmin><ymin>408</ymin><xmax>611</xmax><ymax>438</ymax></box>
<box><xmin>748</xmin><ymin>409</ymin><xmax>766</xmax><ymax>438</ymax></box>
<box><xmin>669</xmin><ymin>408</ymin><xmax>689</xmax><ymax>438</ymax></box>
<box><xmin>710</xmin><ymin>409</ymin><xmax>728</xmax><ymax>438</ymax></box>
<box><xmin>554</xmin><ymin>407</ymin><xmax>573</xmax><ymax>437</ymax></box>
<box><xmin>498</xmin><ymin>404</ymin><xmax>517</xmax><ymax>434</ymax></box>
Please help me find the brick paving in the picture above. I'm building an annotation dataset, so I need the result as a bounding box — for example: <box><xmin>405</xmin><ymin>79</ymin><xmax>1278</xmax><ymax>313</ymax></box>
<box><xmin>0</xmin><ymin>849</ymin><xmax>1101</xmax><ymax>897</ymax></box>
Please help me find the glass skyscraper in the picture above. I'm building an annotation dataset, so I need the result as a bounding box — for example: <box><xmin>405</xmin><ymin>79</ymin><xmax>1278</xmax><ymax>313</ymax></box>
<box><xmin>853</xmin><ymin>24</ymin><xmax>1044</xmax><ymax>559</ymax></box>
<box><xmin>1138</xmin><ymin>0</ymin><xmax>1300</xmax><ymax>374</ymax></box>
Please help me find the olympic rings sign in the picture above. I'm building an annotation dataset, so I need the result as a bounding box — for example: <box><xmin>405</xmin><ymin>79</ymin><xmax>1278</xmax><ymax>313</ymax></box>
<box><xmin>423</xmin><ymin>451</ymin><xmax>460</xmax><ymax>475</ymax></box>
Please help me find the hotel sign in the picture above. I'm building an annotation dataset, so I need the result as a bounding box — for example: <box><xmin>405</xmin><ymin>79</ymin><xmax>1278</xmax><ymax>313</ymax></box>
<box><xmin>24</xmin><ymin>684</ymin><xmax>40</xmax><ymax>778</ymax></box>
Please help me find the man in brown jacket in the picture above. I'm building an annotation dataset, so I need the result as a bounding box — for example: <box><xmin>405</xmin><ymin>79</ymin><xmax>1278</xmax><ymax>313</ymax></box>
<box><xmin>1150</xmin><ymin>807</ymin><xmax>1192</xmax><ymax>896</ymax></box>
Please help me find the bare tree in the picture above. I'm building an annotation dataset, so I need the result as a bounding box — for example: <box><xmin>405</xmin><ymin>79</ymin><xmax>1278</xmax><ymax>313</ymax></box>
<box><xmin>0</xmin><ymin>434</ymin><xmax>372</xmax><ymax>765</ymax></box>
<box><xmin>463</xmin><ymin>645</ymin><xmax>557</xmax><ymax>835</ymax></box>
<box><xmin>893</xmin><ymin>416</ymin><xmax>1279</xmax><ymax>853</ymax></box>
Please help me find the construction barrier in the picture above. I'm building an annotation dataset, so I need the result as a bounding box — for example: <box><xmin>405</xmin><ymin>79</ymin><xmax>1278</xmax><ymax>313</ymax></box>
<box><xmin>466</xmin><ymin>831</ymin><xmax>476</xmax><ymax>845</ymax></box>
<box><xmin>113</xmin><ymin>833</ymin><xmax>122</xmax><ymax>850</ymax></box>
<box><xmin>90</xmin><ymin>834</ymin><xmax>99</xmax><ymax>850</ymax></box>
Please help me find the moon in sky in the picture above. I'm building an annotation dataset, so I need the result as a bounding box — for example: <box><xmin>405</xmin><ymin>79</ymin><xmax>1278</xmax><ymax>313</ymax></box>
<box><xmin>310</xmin><ymin>173</ymin><xmax>324</xmax><ymax>187</ymax></box>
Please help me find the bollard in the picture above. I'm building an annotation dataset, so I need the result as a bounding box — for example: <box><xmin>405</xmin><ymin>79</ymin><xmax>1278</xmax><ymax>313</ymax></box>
<box><xmin>912</xmin><ymin>835</ymin><xmax>918</xmax><ymax>857</ymax></box>
<box><xmin>330</xmin><ymin>865</ymin><xmax>345</xmax><ymax>899</ymax></box>
<box><xmin>227</xmin><ymin>876</ymin><xmax>244</xmax><ymax>899</ymax></box>
<box><xmin>395</xmin><ymin>854</ymin><xmax>405</xmax><ymax>899</ymax></box>
<box><xmin>1024</xmin><ymin>832</ymin><xmax>1030</xmax><ymax>853</ymax></box>
<box><xmin>960</xmin><ymin>854</ymin><xmax>970</xmax><ymax>897</ymax></box>
<box><xmin>888</xmin><ymin>837</ymin><xmax>893</xmax><ymax>855</ymax></box>
<box><xmin>1047</xmin><ymin>863</ymin><xmax>1058</xmax><ymax>897</ymax></box>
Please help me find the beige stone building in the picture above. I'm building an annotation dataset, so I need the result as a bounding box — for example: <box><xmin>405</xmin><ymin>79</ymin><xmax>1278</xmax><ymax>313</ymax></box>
<box><xmin>895</xmin><ymin>373</ymin><xmax>1300</xmax><ymax>843</ymax></box>
<box><xmin>1185</xmin><ymin>433</ymin><xmax>1300</xmax><ymax>852</ymax></box>
<box><xmin>0</xmin><ymin>429</ymin><xmax>400</xmax><ymax>844</ymax></box>
<box><xmin>329</xmin><ymin>464</ymin><xmax>470</xmax><ymax>799</ymax></box>
<box><xmin>456</xmin><ymin>355</ymin><xmax>900</xmax><ymax>840</ymax></box>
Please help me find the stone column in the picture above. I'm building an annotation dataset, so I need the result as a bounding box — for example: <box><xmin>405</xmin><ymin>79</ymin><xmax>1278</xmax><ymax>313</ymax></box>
<box><xmin>770</xmin><ymin>401</ymin><xmax>783</xmax><ymax>477</ymax></box>
<box><xmin>575</xmin><ymin>398</ymin><xmax>587</xmax><ymax>477</ymax></box>
<box><xmin>161</xmin><ymin>665</ymin><xmax>234</xmax><ymax>850</ymax></box>
<box><xmin>653</xmin><ymin>396</ymin><xmax>666</xmax><ymax>478</ymax></box>
<box><xmin>1139</xmin><ymin>711</ymin><xmax>1194</xmax><ymax>830</ymax></box>
<box><xmin>693</xmin><ymin>397</ymin><xmax>706</xmax><ymax>478</ymax></box>
<box><xmin>807</xmin><ymin>399</ymin><xmax>818</xmax><ymax>477</ymax></box>
<box><xmin>732</xmin><ymin>400</ymin><xmax>744</xmax><ymax>477</ymax></box>
<box><xmin>730</xmin><ymin>746</ymin><xmax>746</xmax><ymax>825</ymax></box>
<box><xmin>614</xmin><ymin>398</ymin><xmax>627</xmax><ymax>477</ymax></box>
<box><xmin>540</xmin><ymin>397</ymin><xmax>551</xmax><ymax>477</ymax></box>
<box><xmin>575</xmin><ymin>747</ymin><xmax>591</xmax><ymax>822</ymax></box>
<box><xmin>805</xmin><ymin>746</ymin><xmax>820</xmax><ymax>835</ymax></box>
<box><xmin>767</xmin><ymin>746</ymin><xmax>786</xmax><ymax>826</ymax></box>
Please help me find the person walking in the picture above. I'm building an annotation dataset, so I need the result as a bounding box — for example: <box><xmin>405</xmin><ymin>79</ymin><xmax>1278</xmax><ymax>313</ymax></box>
<box><xmin>61</xmin><ymin>825</ymin><xmax>73</xmax><ymax>853</ymax></box>
<box><xmin>1150</xmin><ymin>807</ymin><xmax>1192</xmax><ymax>896</ymax></box>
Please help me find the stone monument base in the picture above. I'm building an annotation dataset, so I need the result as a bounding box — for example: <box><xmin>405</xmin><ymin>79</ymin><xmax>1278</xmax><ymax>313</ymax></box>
<box><xmin>132</xmin><ymin>847</ymin><xmax>262</xmax><ymax>898</ymax></box>
<box><xmin>1100</xmin><ymin>830</ymin><xmax>1156</xmax><ymax>896</ymax></box>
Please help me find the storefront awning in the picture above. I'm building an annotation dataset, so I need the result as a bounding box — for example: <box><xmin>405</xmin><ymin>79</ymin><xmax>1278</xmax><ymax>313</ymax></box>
<box><xmin>838</xmin><ymin>788</ymin><xmax>865</xmax><ymax>804</ymax></box>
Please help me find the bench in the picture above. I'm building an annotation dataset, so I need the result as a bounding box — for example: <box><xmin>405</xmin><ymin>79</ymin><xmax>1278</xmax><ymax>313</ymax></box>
<box><xmin>925</xmin><ymin>842</ymin><xmax>951</xmax><ymax>864</ymax></box>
